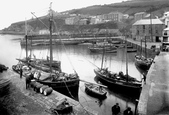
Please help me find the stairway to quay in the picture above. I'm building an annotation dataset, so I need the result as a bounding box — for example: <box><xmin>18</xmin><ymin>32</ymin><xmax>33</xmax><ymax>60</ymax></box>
<box><xmin>1</xmin><ymin>69</ymin><xmax>98</xmax><ymax>115</ymax></box>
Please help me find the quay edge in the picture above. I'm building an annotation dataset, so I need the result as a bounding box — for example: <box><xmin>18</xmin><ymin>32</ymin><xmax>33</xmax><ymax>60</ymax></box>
<box><xmin>137</xmin><ymin>52</ymin><xmax>169</xmax><ymax>115</ymax></box>
<box><xmin>2</xmin><ymin>70</ymin><xmax>98</xmax><ymax>115</ymax></box>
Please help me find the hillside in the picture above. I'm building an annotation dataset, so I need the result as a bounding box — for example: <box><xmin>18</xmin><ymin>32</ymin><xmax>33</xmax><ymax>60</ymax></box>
<box><xmin>67</xmin><ymin>0</ymin><xmax>169</xmax><ymax>16</ymax></box>
<box><xmin>2</xmin><ymin>0</ymin><xmax>169</xmax><ymax>34</ymax></box>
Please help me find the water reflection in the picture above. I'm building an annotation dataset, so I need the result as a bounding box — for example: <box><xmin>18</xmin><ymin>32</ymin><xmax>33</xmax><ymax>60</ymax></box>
<box><xmin>0</xmin><ymin>35</ymin><xmax>142</xmax><ymax>115</ymax></box>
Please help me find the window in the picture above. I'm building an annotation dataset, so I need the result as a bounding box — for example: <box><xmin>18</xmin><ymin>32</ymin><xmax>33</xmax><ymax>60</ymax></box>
<box><xmin>156</xmin><ymin>29</ymin><xmax>158</xmax><ymax>34</ymax></box>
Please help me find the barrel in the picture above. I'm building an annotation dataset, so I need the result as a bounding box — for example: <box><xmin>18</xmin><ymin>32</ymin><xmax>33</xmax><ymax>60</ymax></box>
<box><xmin>40</xmin><ymin>85</ymin><xmax>49</xmax><ymax>94</ymax></box>
<box><xmin>29</xmin><ymin>81</ymin><xmax>37</xmax><ymax>88</ymax></box>
<box><xmin>43</xmin><ymin>87</ymin><xmax>53</xmax><ymax>96</ymax></box>
<box><xmin>34</xmin><ymin>83</ymin><xmax>44</xmax><ymax>92</ymax></box>
<box><xmin>29</xmin><ymin>81</ymin><xmax>43</xmax><ymax>92</ymax></box>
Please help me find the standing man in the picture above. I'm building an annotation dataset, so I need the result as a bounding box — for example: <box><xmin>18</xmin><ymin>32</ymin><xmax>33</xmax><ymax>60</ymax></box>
<box><xmin>112</xmin><ymin>103</ymin><xmax>120</xmax><ymax>115</ymax></box>
<box><xmin>26</xmin><ymin>72</ymin><xmax>34</xmax><ymax>89</ymax></box>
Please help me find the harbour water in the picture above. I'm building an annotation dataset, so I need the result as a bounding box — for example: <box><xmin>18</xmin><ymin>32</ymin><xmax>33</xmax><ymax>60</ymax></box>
<box><xmin>0</xmin><ymin>34</ymin><xmax>143</xmax><ymax>115</ymax></box>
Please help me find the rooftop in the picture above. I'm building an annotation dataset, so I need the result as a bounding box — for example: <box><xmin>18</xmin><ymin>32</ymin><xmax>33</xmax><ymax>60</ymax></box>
<box><xmin>133</xmin><ymin>19</ymin><xmax>164</xmax><ymax>25</ymax></box>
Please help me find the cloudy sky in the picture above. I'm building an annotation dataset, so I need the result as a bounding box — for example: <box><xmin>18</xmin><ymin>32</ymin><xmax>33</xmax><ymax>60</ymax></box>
<box><xmin>0</xmin><ymin>0</ymin><xmax>127</xmax><ymax>30</ymax></box>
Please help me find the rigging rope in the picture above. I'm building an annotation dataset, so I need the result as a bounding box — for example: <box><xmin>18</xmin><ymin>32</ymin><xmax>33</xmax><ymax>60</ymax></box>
<box><xmin>30</xmin><ymin>10</ymin><xmax>92</xmax><ymax>115</ymax></box>
<box><xmin>53</xmin><ymin>19</ymin><xmax>77</xmax><ymax>74</ymax></box>
<box><xmin>61</xmin><ymin>80</ymin><xmax>91</xmax><ymax>115</ymax></box>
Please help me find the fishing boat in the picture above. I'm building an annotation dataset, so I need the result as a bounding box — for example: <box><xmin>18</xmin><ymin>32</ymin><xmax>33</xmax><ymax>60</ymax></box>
<box><xmin>84</xmin><ymin>83</ymin><xmax>107</xmax><ymax>99</ymax></box>
<box><xmin>88</xmin><ymin>44</ymin><xmax>117</xmax><ymax>53</ymax></box>
<box><xmin>94</xmin><ymin>36</ymin><xmax>142</xmax><ymax>96</ymax></box>
<box><xmin>127</xmin><ymin>48</ymin><xmax>137</xmax><ymax>53</ymax></box>
<box><xmin>13</xmin><ymin>4</ymin><xmax>80</xmax><ymax>100</ymax></box>
<box><xmin>20</xmin><ymin>39</ymin><xmax>81</xmax><ymax>46</ymax></box>
<box><xmin>135</xmin><ymin>37</ymin><xmax>154</xmax><ymax>73</ymax></box>
<box><xmin>16</xmin><ymin>57</ymin><xmax>61</xmax><ymax>73</ymax></box>
<box><xmin>135</xmin><ymin>55</ymin><xmax>153</xmax><ymax>72</ymax></box>
<box><xmin>55</xmin><ymin>40</ymin><xmax>81</xmax><ymax>45</ymax></box>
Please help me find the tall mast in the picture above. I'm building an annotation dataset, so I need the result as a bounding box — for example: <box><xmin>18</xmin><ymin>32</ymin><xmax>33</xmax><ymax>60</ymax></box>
<box><xmin>140</xmin><ymin>37</ymin><xmax>142</xmax><ymax>56</ymax></box>
<box><xmin>100</xmin><ymin>28</ymin><xmax>107</xmax><ymax>69</ymax></box>
<box><xmin>49</xmin><ymin>2</ymin><xmax>53</xmax><ymax>72</ymax></box>
<box><xmin>101</xmin><ymin>46</ymin><xmax>105</xmax><ymax>69</ymax></box>
<box><xmin>145</xmin><ymin>35</ymin><xmax>147</xmax><ymax>58</ymax></box>
<box><xmin>125</xmin><ymin>34</ymin><xmax>128</xmax><ymax>82</ymax></box>
<box><xmin>25</xmin><ymin>18</ymin><xmax>28</xmax><ymax>60</ymax></box>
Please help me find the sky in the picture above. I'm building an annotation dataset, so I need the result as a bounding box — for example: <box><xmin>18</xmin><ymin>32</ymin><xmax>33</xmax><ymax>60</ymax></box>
<box><xmin>0</xmin><ymin>0</ymin><xmax>127</xmax><ymax>30</ymax></box>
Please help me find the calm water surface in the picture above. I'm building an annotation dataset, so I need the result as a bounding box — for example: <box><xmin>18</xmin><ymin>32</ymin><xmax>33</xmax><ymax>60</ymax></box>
<box><xmin>0</xmin><ymin>34</ymin><xmax>143</xmax><ymax>115</ymax></box>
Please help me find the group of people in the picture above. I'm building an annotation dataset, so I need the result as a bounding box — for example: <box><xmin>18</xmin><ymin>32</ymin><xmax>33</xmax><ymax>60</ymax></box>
<box><xmin>112</xmin><ymin>103</ymin><xmax>133</xmax><ymax>115</ymax></box>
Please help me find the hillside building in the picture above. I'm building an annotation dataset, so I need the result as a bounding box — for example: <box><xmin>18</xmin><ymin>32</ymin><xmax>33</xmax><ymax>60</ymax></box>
<box><xmin>65</xmin><ymin>16</ymin><xmax>80</xmax><ymax>25</ymax></box>
<box><xmin>39</xmin><ymin>29</ymin><xmax>50</xmax><ymax>35</ymax></box>
<box><xmin>107</xmin><ymin>11</ymin><xmax>123</xmax><ymax>22</ymax></box>
<box><xmin>132</xmin><ymin>18</ymin><xmax>164</xmax><ymax>42</ymax></box>
<box><xmin>161</xmin><ymin>11</ymin><xmax>169</xmax><ymax>44</ymax></box>
<box><xmin>134</xmin><ymin>12</ymin><xmax>147</xmax><ymax>22</ymax></box>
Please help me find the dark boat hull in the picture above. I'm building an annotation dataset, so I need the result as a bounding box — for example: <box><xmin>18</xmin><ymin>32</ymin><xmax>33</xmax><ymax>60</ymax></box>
<box><xmin>36</xmin><ymin>79</ymin><xmax>79</xmax><ymax>101</ymax></box>
<box><xmin>12</xmin><ymin>65</ymin><xmax>79</xmax><ymax>101</ymax></box>
<box><xmin>17</xmin><ymin>58</ymin><xmax>61</xmax><ymax>72</ymax></box>
<box><xmin>134</xmin><ymin>55</ymin><xmax>153</xmax><ymax>72</ymax></box>
<box><xmin>135</xmin><ymin>59</ymin><xmax>151</xmax><ymax>71</ymax></box>
<box><xmin>135</xmin><ymin>63</ymin><xmax>148</xmax><ymax>76</ymax></box>
<box><xmin>89</xmin><ymin>48</ymin><xmax>117</xmax><ymax>53</ymax></box>
<box><xmin>94</xmin><ymin>69</ymin><xmax>142</xmax><ymax>97</ymax></box>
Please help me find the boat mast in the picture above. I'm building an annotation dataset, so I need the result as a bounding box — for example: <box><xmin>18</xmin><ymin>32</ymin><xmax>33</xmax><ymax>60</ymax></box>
<box><xmin>125</xmin><ymin>34</ymin><xmax>128</xmax><ymax>82</ymax></box>
<box><xmin>140</xmin><ymin>37</ymin><xmax>142</xmax><ymax>56</ymax></box>
<box><xmin>101</xmin><ymin>43</ymin><xmax>105</xmax><ymax>69</ymax></box>
<box><xmin>25</xmin><ymin>18</ymin><xmax>28</xmax><ymax>60</ymax></box>
<box><xmin>100</xmin><ymin>29</ymin><xmax>107</xmax><ymax>69</ymax></box>
<box><xmin>145</xmin><ymin>35</ymin><xmax>147</xmax><ymax>58</ymax></box>
<box><xmin>49</xmin><ymin>2</ymin><xmax>53</xmax><ymax>72</ymax></box>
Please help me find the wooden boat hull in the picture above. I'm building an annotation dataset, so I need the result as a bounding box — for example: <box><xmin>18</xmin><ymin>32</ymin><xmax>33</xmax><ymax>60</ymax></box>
<box><xmin>17</xmin><ymin>58</ymin><xmax>61</xmax><ymax>72</ymax></box>
<box><xmin>127</xmin><ymin>49</ymin><xmax>137</xmax><ymax>52</ymax></box>
<box><xmin>55</xmin><ymin>40</ymin><xmax>81</xmax><ymax>45</ymax></box>
<box><xmin>135</xmin><ymin>63</ymin><xmax>148</xmax><ymax>76</ymax></box>
<box><xmin>89</xmin><ymin>47</ymin><xmax>117</xmax><ymax>53</ymax></box>
<box><xmin>94</xmin><ymin>69</ymin><xmax>142</xmax><ymax>96</ymax></box>
<box><xmin>36</xmin><ymin>79</ymin><xmax>79</xmax><ymax>100</ymax></box>
<box><xmin>85</xmin><ymin>83</ymin><xmax>107</xmax><ymax>99</ymax></box>
<box><xmin>20</xmin><ymin>39</ymin><xmax>81</xmax><ymax>46</ymax></box>
<box><xmin>135</xmin><ymin>60</ymin><xmax>150</xmax><ymax>71</ymax></box>
<box><xmin>12</xmin><ymin>64</ymin><xmax>79</xmax><ymax>101</ymax></box>
<box><xmin>134</xmin><ymin>55</ymin><xmax>153</xmax><ymax>71</ymax></box>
